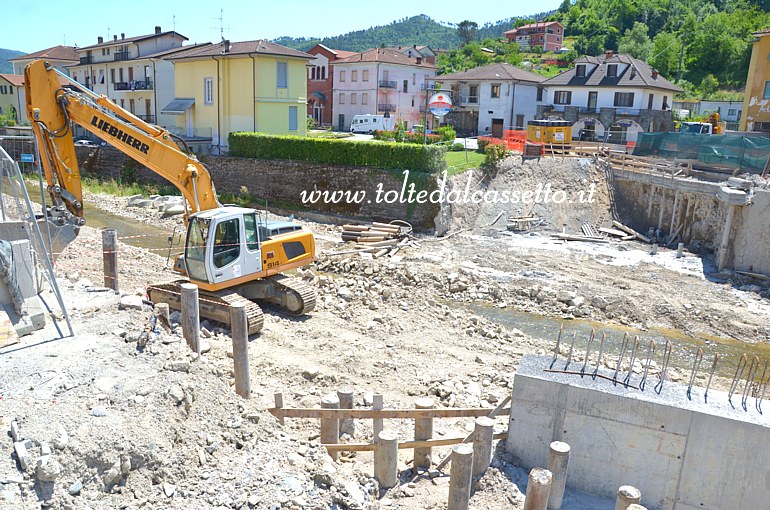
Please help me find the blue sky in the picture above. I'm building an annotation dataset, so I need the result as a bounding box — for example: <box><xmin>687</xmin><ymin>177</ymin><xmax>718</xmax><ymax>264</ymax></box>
<box><xmin>4</xmin><ymin>0</ymin><xmax>563</xmax><ymax>53</ymax></box>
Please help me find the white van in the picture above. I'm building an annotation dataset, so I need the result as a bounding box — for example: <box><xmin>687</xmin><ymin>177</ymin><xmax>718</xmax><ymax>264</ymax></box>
<box><xmin>350</xmin><ymin>114</ymin><xmax>393</xmax><ymax>134</ymax></box>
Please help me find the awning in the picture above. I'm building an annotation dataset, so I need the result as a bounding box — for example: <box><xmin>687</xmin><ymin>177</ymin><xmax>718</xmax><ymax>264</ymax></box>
<box><xmin>161</xmin><ymin>98</ymin><xmax>195</xmax><ymax>115</ymax></box>
<box><xmin>312</xmin><ymin>91</ymin><xmax>326</xmax><ymax>100</ymax></box>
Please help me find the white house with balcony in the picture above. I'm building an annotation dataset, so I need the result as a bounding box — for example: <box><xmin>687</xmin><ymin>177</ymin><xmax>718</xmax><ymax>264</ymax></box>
<box><xmin>434</xmin><ymin>63</ymin><xmax>546</xmax><ymax>137</ymax></box>
<box><xmin>68</xmin><ymin>26</ymin><xmax>196</xmax><ymax>129</ymax></box>
<box><xmin>538</xmin><ymin>51</ymin><xmax>682</xmax><ymax>143</ymax></box>
<box><xmin>331</xmin><ymin>48</ymin><xmax>437</xmax><ymax>131</ymax></box>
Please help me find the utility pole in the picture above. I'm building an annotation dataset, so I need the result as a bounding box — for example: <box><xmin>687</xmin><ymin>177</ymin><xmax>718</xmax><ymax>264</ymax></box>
<box><xmin>677</xmin><ymin>31</ymin><xmax>687</xmax><ymax>83</ymax></box>
<box><xmin>423</xmin><ymin>79</ymin><xmax>430</xmax><ymax>144</ymax></box>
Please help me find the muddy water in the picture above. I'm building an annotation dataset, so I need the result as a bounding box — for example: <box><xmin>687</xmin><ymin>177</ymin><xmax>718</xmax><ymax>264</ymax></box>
<box><xmin>80</xmin><ymin>203</ymin><xmax>179</xmax><ymax>253</ymax></box>
<box><xmin>470</xmin><ymin>303</ymin><xmax>770</xmax><ymax>379</ymax></box>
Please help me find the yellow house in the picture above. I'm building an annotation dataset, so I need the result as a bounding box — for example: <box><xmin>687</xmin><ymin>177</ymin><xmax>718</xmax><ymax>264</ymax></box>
<box><xmin>0</xmin><ymin>74</ymin><xmax>24</xmax><ymax>125</ymax></box>
<box><xmin>740</xmin><ymin>28</ymin><xmax>770</xmax><ymax>133</ymax></box>
<box><xmin>164</xmin><ymin>39</ymin><xmax>312</xmax><ymax>153</ymax></box>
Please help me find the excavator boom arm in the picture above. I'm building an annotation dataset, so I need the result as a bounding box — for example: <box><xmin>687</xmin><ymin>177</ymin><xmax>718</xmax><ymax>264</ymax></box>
<box><xmin>24</xmin><ymin>60</ymin><xmax>219</xmax><ymax>218</ymax></box>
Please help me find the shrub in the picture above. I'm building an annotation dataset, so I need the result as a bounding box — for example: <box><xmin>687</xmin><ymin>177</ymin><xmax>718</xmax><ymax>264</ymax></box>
<box><xmin>228</xmin><ymin>132</ymin><xmax>447</xmax><ymax>174</ymax></box>
<box><xmin>436</xmin><ymin>126</ymin><xmax>457</xmax><ymax>143</ymax></box>
<box><xmin>450</xmin><ymin>143</ymin><xmax>465</xmax><ymax>152</ymax></box>
<box><xmin>404</xmin><ymin>132</ymin><xmax>441</xmax><ymax>144</ymax></box>
<box><xmin>483</xmin><ymin>142</ymin><xmax>509</xmax><ymax>168</ymax></box>
<box><xmin>373</xmin><ymin>130</ymin><xmax>395</xmax><ymax>141</ymax></box>
<box><xmin>477</xmin><ymin>136</ymin><xmax>505</xmax><ymax>153</ymax></box>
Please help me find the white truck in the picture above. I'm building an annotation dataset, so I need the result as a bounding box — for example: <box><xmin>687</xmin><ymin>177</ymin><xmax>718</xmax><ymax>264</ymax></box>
<box><xmin>350</xmin><ymin>114</ymin><xmax>394</xmax><ymax>134</ymax></box>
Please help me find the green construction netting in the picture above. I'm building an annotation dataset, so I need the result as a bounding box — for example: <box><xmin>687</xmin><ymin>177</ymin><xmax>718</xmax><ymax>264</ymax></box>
<box><xmin>632</xmin><ymin>132</ymin><xmax>770</xmax><ymax>174</ymax></box>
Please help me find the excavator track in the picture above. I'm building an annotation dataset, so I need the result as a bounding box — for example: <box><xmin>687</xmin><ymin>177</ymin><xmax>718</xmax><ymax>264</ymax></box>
<box><xmin>264</xmin><ymin>274</ymin><xmax>316</xmax><ymax>315</ymax></box>
<box><xmin>147</xmin><ymin>281</ymin><xmax>265</xmax><ymax>335</ymax></box>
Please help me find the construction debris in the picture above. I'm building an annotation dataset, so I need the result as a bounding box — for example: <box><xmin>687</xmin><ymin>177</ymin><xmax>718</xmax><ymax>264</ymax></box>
<box><xmin>507</xmin><ymin>216</ymin><xmax>543</xmax><ymax>232</ymax></box>
<box><xmin>336</xmin><ymin>221</ymin><xmax>416</xmax><ymax>258</ymax></box>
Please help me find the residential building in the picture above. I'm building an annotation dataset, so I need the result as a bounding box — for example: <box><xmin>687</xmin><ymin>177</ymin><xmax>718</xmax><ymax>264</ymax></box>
<box><xmin>504</xmin><ymin>21</ymin><xmax>565</xmax><ymax>52</ymax></box>
<box><xmin>388</xmin><ymin>46</ymin><xmax>437</xmax><ymax>65</ymax></box>
<box><xmin>0</xmin><ymin>75</ymin><xmax>23</xmax><ymax>124</ymax></box>
<box><xmin>165</xmin><ymin>39</ymin><xmax>313</xmax><ymax>153</ymax></box>
<box><xmin>9</xmin><ymin>45</ymin><xmax>78</xmax><ymax>76</ymax></box>
<box><xmin>537</xmin><ymin>51</ymin><xmax>682</xmax><ymax>144</ymax></box>
<box><xmin>332</xmin><ymin>48</ymin><xmax>437</xmax><ymax>132</ymax></box>
<box><xmin>672</xmin><ymin>100</ymin><xmax>743</xmax><ymax>129</ymax></box>
<box><xmin>68</xmin><ymin>26</ymin><xmax>191</xmax><ymax>128</ymax></box>
<box><xmin>740</xmin><ymin>28</ymin><xmax>770</xmax><ymax>133</ymax></box>
<box><xmin>307</xmin><ymin>44</ymin><xmax>356</xmax><ymax>127</ymax></box>
<box><xmin>433</xmin><ymin>63</ymin><xmax>546</xmax><ymax>137</ymax></box>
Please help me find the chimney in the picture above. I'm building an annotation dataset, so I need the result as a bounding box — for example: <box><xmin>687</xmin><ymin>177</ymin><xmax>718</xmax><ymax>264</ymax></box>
<box><xmin>114</xmin><ymin>35</ymin><xmax>118</xmax><ymax>41</ymax></box>
<box><xmin>121</xmin><ymin>33</ymin><xmax>125</xmax><ymax>40</ymax></box>
<box><xmin>223</xmin><ymin>40</ymin><xmax>231</xmax><ymax>53</ymax></box>
<box><xmin>155</xmin><ymin>26</ymin><xmax>161</xmax><ymax>34</ymax></box>
<box><xmin>98</xmin><ymin>36</ymin><xmax>104</xmax><ymax>44</ymax></box>
<box><xmin>652</xmin><ymin>70</ymin><xmax>659</xmax><ymax>79</ymax></box>
<box><xmin>605</xmin><ymin>50</ymin><xmax>613</xmax><ymax>60</ymax></box>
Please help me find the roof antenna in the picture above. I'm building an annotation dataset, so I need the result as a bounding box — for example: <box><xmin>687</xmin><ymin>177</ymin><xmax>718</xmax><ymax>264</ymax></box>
<box><xmin>172</xmin><ymin>14</ymin><xmax>176</xmax><ymax>33</ymax></box>
<box><xmin>211</xmin><ymin>8</ymin><xmax>229</xmax><ymax>42</ymax></box>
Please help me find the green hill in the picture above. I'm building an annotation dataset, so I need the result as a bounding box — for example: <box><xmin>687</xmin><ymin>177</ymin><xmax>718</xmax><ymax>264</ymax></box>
<box><xmin>0</xmin><ymin>49</ymin><xmax>24</xmax><ymax>74</ymax></box>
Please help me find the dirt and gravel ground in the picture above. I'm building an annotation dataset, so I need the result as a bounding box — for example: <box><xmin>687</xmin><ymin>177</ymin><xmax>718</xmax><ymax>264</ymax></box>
<box><xmin>2</xmin><ymin>156</ymin><xmax>769</xmax><ymax>509</ymax></box>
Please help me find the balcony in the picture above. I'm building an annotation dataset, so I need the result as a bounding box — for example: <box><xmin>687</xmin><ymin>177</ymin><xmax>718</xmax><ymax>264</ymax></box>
<box><xmin>379</xmin><ymin>80</ymin><xmax>397</xmax><ymax>89</ymax></box>
<box><xmin>543</xmin><ymin>104</ymin><xmax>567</xmax><ymax>112</ymax></box>
<box><xmin>616</xmin><ymin>108</ymin><xmax>641</xmax><ymax>116</ymax></box>
<box><xmin>458</xmin><ymin>95</ymin><xmax>479</xmax><ymax>106</ymax></box>
<box><xmin>421</xmin><ymin>83</ymin><xmax>439</xmax><ymax>91</ymax></box>
<box><xmin>378</xmin><ymin>103</ymin><xmax>396</xmax><ymax>112</ymax></box>
<box><xmin>79</xmin><ymin>56</ymin><xmax>93</xmax><ymax>65</ymax></box>
<box><xmin>113</xmin><ymin>80</ymin><xmax>153</xmax><ymax>91</ymax></box>
<box><xmin>114</xmin><ymin>51</ymin><xmax>130</xmax><ymax>62</ymax></box>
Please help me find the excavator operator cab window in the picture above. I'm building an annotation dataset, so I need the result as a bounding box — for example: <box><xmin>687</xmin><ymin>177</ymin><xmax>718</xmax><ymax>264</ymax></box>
<box><xmin>185</xmin><ymin>217</ymin><xmax>209</xmax><ymax>282</ymax></box>
<box><xmin>213</xmin><ymin>218</ymin><xmax>241</xmax><ymax>268</ymax></box>
<box><xmin>244</xmin><ymin>213</ymin><xmax>261</xmax><ymax>251</ymax></box>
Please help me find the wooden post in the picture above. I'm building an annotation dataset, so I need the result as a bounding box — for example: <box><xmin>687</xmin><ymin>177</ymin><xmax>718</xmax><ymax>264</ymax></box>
<box><xmin>717</xmin><ymin>205</ymin><xmax>736</xmax><ymax>270</ymax></box>
<box><xmin>274</xmin><ymin>392</ymin><xmax>284</xmax><ymax>425</ymax></box>
<box><xmin>374</xmin><ymin>429</ymin><xmax>398</xmax><ymax>489</ymax></box>
<box><xmin>676</xmin><ymin>243</ymin><xmax>684</xmax><ymax>258</ymax></box>
<box><xmin>413</xmin><ymin>397</ymin><xmax>434</xmax><ymax>470</ymax></box>
<box><xmin>646</xmin><ymin>185</ymin><xmax>656</xmax><ymax>222</ymax></box>
<box><xmin>229</xmin><ymin>303</ymin><xmax>249</xmax><ymax>398</ymax></box>
<box><xmin>447</xmin><ymin>443</ymin><xmax>473</xmax><ymax>510</ymax></box>
<box><xmin>154</xmin><ymin>303</ymin><xmax>171</xmax><ymax>333</ymax></box>
<box><xmin>180</xmin><ymin>283</ymin><xmax>200</xmax><ymax>353</ymax></box>
<box><xmin>523</xmin><ymin>468</ymin><xmax>553</xmax><ymax>510</ymax></box>
<box><xmin>101</xmin><ymin>229</ymin><xmax>118</xmax><ymax>291</ymax></box>
<box><xmin>547</xmin><ymin>441</ymin><xmax>570</xmax><ymax>510</ymax></box>
<box><xmin>615</xmin><ymin>486</ymin><xmax>642</xmax><ymax>510</ymax></box>
<box><xmin>657</xmin><ymin>190</ymin><xmax>666</xmax><ymax>230</ymax></box>
<box><xmin>320</xmin><ymin>393</ymin><xmax>340</xmax><ymax>461</ymax></box>
<box><xmin>337</xmin><ymin>388</ymin><xmax>355</xmax><ymax>437</ymax></box>
<box><xmin>372</xmin><ymin>394</ymin><xmax>383</xmax><ymax>442</ymax></box>
<box><xmin>472</xmin><ymin>416</ymin><xmax>494</xmax><ymax>478</ymax></box>
<box><xmin>669</xmin><ymin>190</ymin><xmax>680</xmax><ymax>233</ymax></box>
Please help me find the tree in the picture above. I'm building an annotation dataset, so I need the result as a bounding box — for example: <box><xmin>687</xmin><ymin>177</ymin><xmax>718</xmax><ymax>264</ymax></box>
<box><xmin>648</xmin><ymin>32</ymin><xmax>680</xmax><ymax>78</ymax></box>
<box><xmin>457</xmin><ymin>20</ymin><xmax>479</xmax><ymax>46</ymax></box>
<box><xmin>618</xmin><ymin>22</ymin><xmax>653</xmax><ymax>60</ymax></box>
<box><xmin>699</xmin><ymin>74</ymin><xmax>719</xmax><ymax>98</ymax></box>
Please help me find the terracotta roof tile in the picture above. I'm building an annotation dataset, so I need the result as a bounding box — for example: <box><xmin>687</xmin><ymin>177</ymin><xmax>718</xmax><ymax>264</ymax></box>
<box><xmin>166</xmin><ymin>40</ymin><xmax>312</xmax><ymax>60</ymax></box>
<box><xmin>437</xmin><ymin>63</ymin><xmax>546</xmax><ymax>84</ymax></box>
<box><xmin>10</xmin><ymin>45</ymin><xmax>78</xmax><ymax>62</ymax></box>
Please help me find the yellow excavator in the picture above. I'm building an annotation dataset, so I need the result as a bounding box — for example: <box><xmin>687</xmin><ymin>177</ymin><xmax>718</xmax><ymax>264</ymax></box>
<box><xmin>25</xmin><ymin>60</ymin><xmax>315</xmax><ymax>334</ymax></box>
<box><xmin>680</xmin><ymin>112</ymin><xmax>725</xmax><ymax>135</ymax></box>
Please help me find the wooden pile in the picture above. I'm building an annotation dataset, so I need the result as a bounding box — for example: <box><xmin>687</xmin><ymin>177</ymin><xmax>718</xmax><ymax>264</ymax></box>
<box><xmin>552</xmin><ymin>221</ymin><xmax>651</xmax><ymax>244</ymax></box>
<box><xmin>507</xmin><ymin>216</ymin><xmax>543</xmax><ymax>232</ymax></box>
<box><xmin>340</xmin><ymin>222</ymin><xmax>416</xmax><ymax>258</ymax></box>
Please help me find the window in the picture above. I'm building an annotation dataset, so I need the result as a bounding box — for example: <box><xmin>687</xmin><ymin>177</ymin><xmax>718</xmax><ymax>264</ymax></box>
<box><xmin>403</xmin><ymin>80</ymin><xmax>408</xmax><ymax>93</ymax></box>
<box><xmin>537</xmin><ymin>87</ymin><xmax>544</xmax><ymax>101</ymax></box>
<box><xmin>554</xmin><ymin>91</ymin><xmax>571</xmax><ymax>104</ymax></box>
<box><xmin>351</xmin><ymin>70</ymin><xmax>357</xmax><ymax>82</ymax></box>
<box><xmin>662</xmin><ymin>96</ymin><xmax>669</xmax><ymax>110</ymax></box>
<box><xmin>607</xmin><ymin>64</ymin><xmax>618</xmax><ymax>78</ymax></box>
<box><xmin>362</xmin><ymin>92</ymin><xmax>368</xmax><ymax>105</ymax></box>
<box><xmin>576</xmin><ymin>65</ymin><xmax>585</xmax><ymax>78</ymax></box>
<box><xmin>491</xmin><ymin>84</ymin><xmax>501</xmax><ymax>98</ymax></box>
<box><xmin>110</xmin><ymin>68</ymin><xmax>115</xmax><ymax>83</ymax></box>
<box><xmin>289</xmin><ymin>106</ymin><xmax>298</xmax><ymax>131</ymax></box>
<box><xmin>321</xmin><ymin>66</ymin><xmax>326</xmax><ymax>80</ymax></box>
<box><xmin>340</xmin><ymin>70</ymin><xmax>346</xmax><ymax>82</ymax></box>
<box><xmin>310</xmin><ymin>67</ymin><xmax>316</xmax><ymax>80</ymax></box>
<box><xmin>362</xmin><ymin>70</ymin><xmax>369</xmax><ymax>82</ymax></box>
<box><xmin>119</xmin><ymin>68</ymin><xmax>124</xmax><ymax>82</ymax></box>
<box><xmin>339</xmin><ymin>92</ymin><xmax>345</xmax><ymax>104</ymax></box>
<box><xmin>728</xmin><ymin>108</ymin><xmax>737</xmax><ymax>116</ymax></box>
<box><xmin>244</xmin><ymin>214</ymin><xmax>260</xmax><ymax>251</ymax></box>
<box><xmin>764</xmin><ymin>81</ymin><xmax>770</xmax><ymax>99</ymax></box>
<box><xmin>213</xmin><ymin>219</ymin><xmax>240</xmax><ymax>269</ymax></box>
<box><xmin>277</xmin><ymin>62</ymin><xmax>288</xmax><ymax>88</ymax></box>
<box><xmin>204</xmin><ymin>77</ymin><xmax>214</xmax><ymax>104</ymax></box>
<box><xmin>413</xmin><ymin>73</ymin><xmax>416</xmax><ymax>85</ymax></box>
<box><xmin>351</xmin><ymin>92</ymin><xmax>357</xmax><ymax>104</ymax></box>
<box><xmin>614</xmin><ymin>92</ymin><xmax>634</xmax><ymax>107</ymax></box>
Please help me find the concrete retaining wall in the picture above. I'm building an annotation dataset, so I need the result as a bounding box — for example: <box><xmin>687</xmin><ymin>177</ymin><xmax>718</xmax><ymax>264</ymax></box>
<box><xmin>507</xmin><ymin>355</ymin><xmax>770</xmax><ymax>510</ymax></box>
<box><xmin>74</xmin><ymin>147</ymin><xmax>442</xmax><ymax>230</ymax></box>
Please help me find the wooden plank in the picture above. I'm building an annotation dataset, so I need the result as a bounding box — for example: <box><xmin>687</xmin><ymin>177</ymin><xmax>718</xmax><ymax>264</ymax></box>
<box><xmin>0</xmin><ymin>310</ymin><xmax>18</xmax><ymax>348</ymax></box>
<box><xmin>552</xmin><ymin>233</ymin><xmax>609</xmax><ymax>243</ymax></box>
<box><xmin>612</xmin><ymin>220</ymin><xmax>651</xmax><ymax>243</ymax></box>
<box><xmin>268</xmin><ymin>406</ymin><xmax>511</xmax><ymax>420</ymax></box>
<box><xmin>323</xmin><ymin>432</ymin><xmax>508</xmax><ymax>453</ymax></box>
<box><xmin>598</xmin><ymin>227</ymin><xmax>628</xmax><ymax>237</ymax></box>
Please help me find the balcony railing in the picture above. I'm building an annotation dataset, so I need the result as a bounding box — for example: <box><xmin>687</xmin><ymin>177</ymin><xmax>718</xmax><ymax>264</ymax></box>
<box><xmin>114</xmin><ymin>51</ymin><xmax>130</xmax><ymax>61</ymax></box>
<box><xmin>378</xmin><ymin>103</ymin><xmax>396</xmax><ymax>112</ymax></box>
<box><xmin>421</xmin><ymin>83</ymin><xmax>438</xmax><ymax>91</ymax></box>
<box><xmin>79</xmin><ymin>56</ymin><xmax>93</xmax><ymax>65</ymax></box>
<box><xmin>113</xmin><ymin>80</ymin><xmax>153</xmax><ymax>91</ymax></box>
<box><xmin>458</xmin><ymin>95</ymin><xmax>479</xmax><ymax>106</ymax></box>
<box><xmin>379</xmin><ymin>80</ymin><xmax>397</xmax><ymax>89</ymax></box>
<box><xmin>616</xmin><ymin>108</ymin><xmax>641</xmax><ymax>116</ymax></box>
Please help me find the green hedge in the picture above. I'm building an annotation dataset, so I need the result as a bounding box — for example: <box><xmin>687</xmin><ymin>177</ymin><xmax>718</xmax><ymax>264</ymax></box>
<box><xmin>228</xmin><ymin>132</ymin><xmax>446</xmax><ymax>174</ymax></box>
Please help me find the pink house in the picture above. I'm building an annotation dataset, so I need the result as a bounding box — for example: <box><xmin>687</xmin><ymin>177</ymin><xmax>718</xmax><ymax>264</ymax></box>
<box><xmin>504</xmin><ymin>21</ymin><xmax>565</xmax><ymax>52</ymax></box>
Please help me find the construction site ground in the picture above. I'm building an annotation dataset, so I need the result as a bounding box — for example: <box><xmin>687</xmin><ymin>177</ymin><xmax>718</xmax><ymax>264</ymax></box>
<box><xmin>2</xmin><ymin>156</ymin><xmax>769</xmax><ymax>509</ymax></box>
